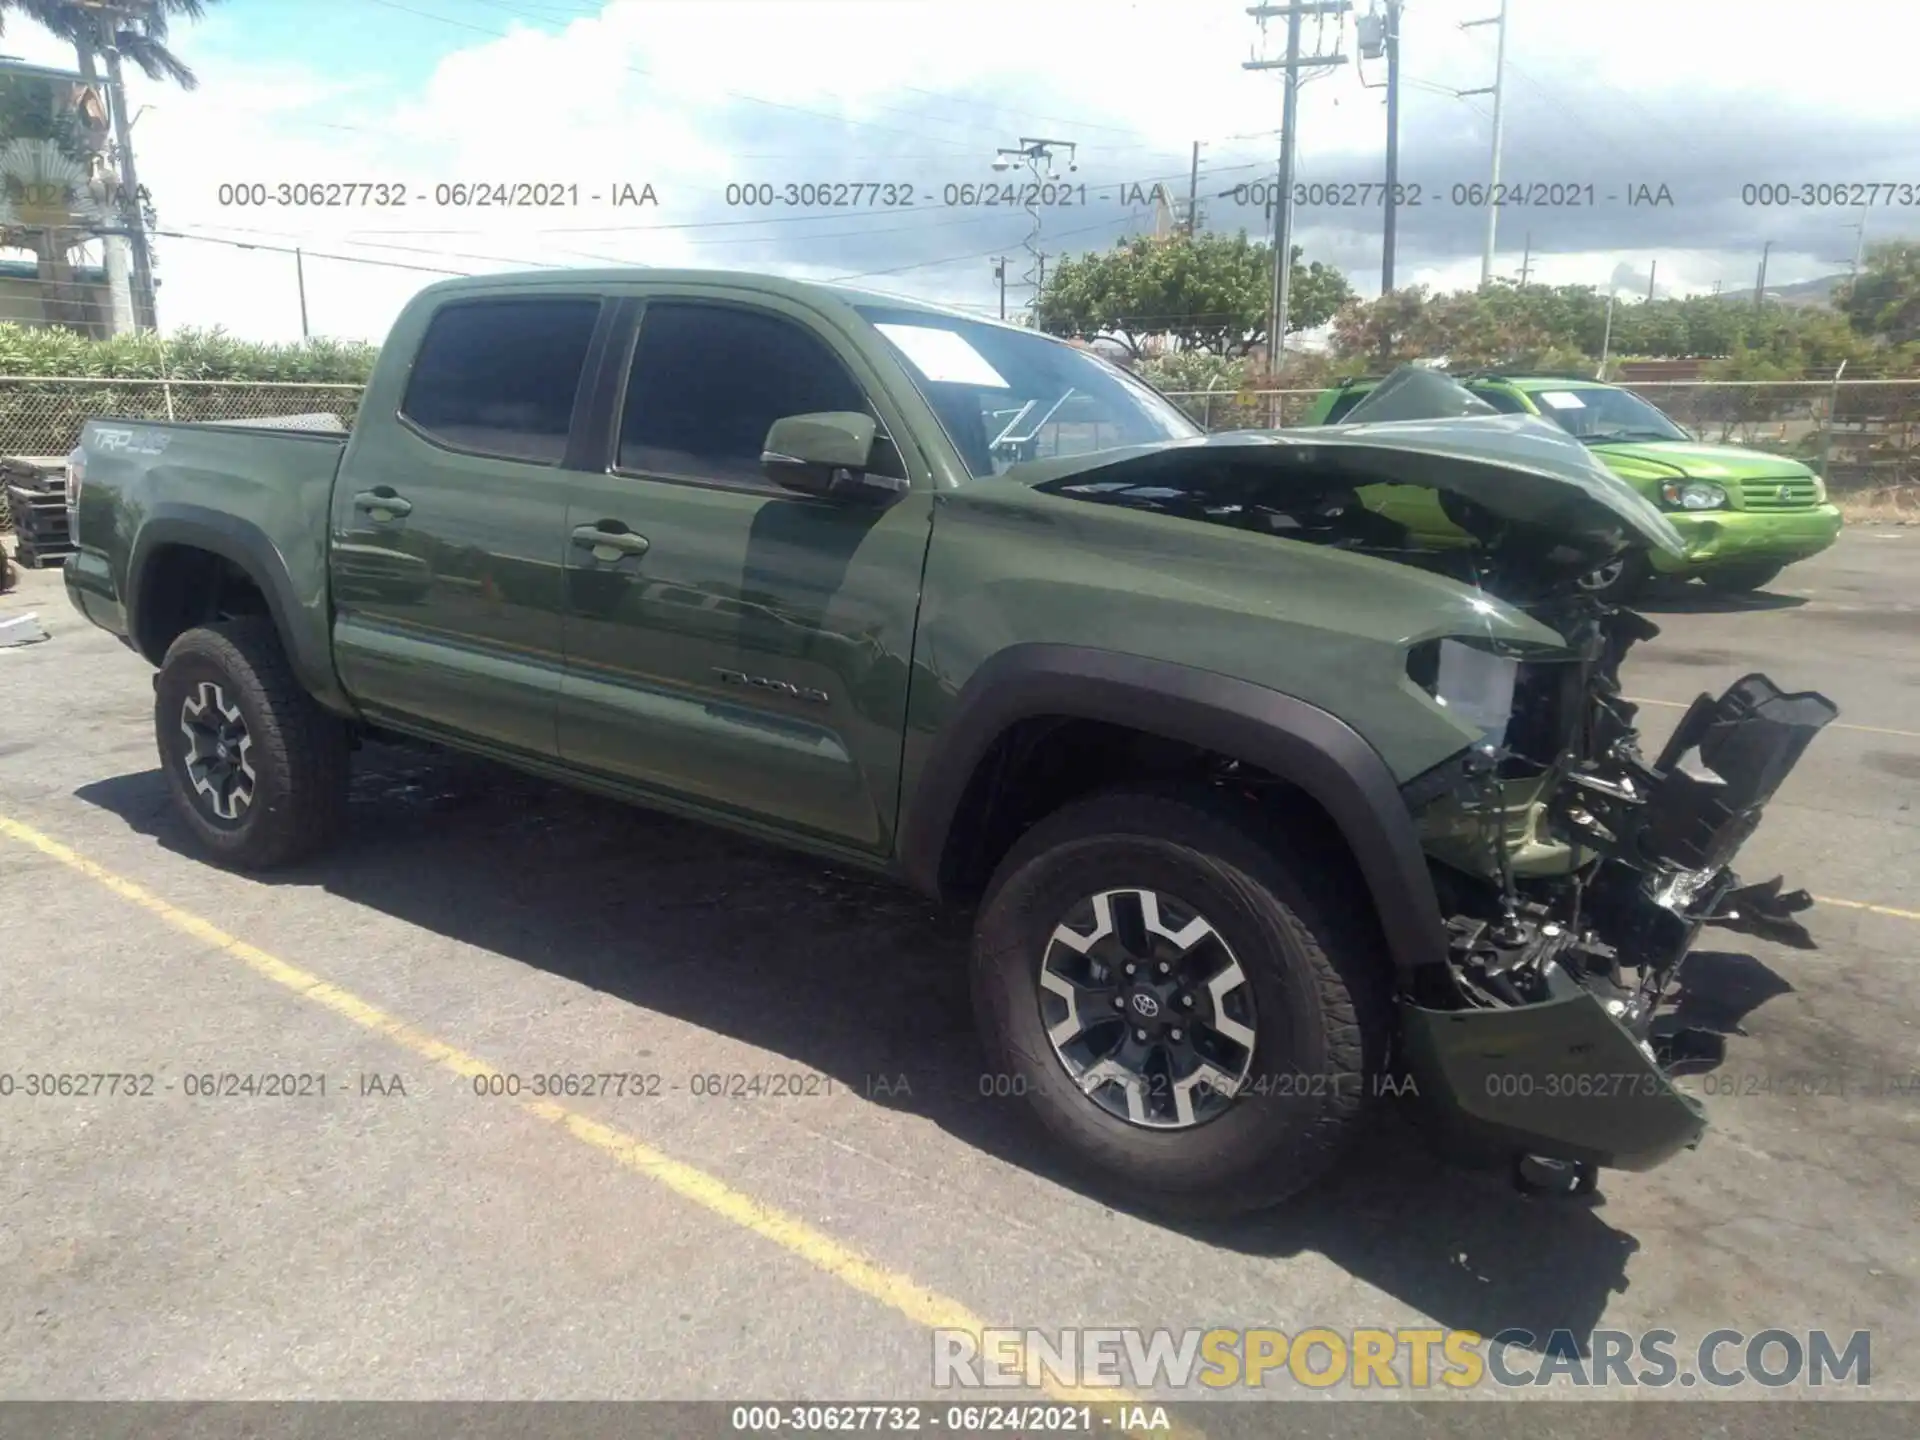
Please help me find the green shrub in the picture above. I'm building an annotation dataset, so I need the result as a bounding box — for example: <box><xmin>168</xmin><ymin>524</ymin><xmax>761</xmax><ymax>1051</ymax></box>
<box><xmin>0</xmin><ymin>325</ymin><xmax>379</xmax><ymax>381</ymax></box>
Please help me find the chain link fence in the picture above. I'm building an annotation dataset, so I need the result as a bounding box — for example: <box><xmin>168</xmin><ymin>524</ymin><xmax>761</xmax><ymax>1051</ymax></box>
<box><xmin>0</xmin><ymin>376</ymin><xmax>364</xmax><ymax>461</ymax></box>
<box><xmin>1161</xmin><ymin>379</ymin><xmax>1920</xmax><ymax>497</ymax></box>
<box><xmin>3</xmin><ymin>373</ymin><xmax>1915</xmax><ymax>521</ymax></box>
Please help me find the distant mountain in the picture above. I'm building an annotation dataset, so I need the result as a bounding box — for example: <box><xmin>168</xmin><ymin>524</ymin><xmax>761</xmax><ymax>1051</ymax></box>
<box><xmin>1709</xmin><ymin>273</ymin><xmax>1848</xmax><ymax>308</ymax></box>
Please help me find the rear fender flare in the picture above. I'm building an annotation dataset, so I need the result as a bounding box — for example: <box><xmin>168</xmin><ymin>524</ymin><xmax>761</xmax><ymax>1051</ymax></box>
<box><xmin>896</xmin><ymin>644</ymin><xmax>1449</xmax><ymax>975</ymax></box>
<box><xmin>128</xmin><ymin>507</ymin><xmax>353</xmax><ymax>714</ymax></box>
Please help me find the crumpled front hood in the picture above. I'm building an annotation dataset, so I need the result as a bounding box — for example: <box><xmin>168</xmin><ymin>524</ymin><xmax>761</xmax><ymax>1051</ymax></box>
<box><xmin>1004</xmin><ymin>417</ymin><xmax>1686</xmax><ymax>560</ymax></box>
<box><xmin>1592</xmin><ymin>439</ymin><xmax>1816</xmax><ymax>483</ymax></box>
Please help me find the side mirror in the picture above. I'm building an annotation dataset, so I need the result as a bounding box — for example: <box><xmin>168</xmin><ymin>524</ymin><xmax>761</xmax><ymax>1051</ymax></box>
<box><xmin>761</xmin><ymin>412</ymin><xmax>908</xmax><ymax>501</ymax></box>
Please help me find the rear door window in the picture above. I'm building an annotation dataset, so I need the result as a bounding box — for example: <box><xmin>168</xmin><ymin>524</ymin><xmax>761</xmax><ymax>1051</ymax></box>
<box><xmin>400</xmin><ymin>298</ymin><xmax>602</xmax><ymax>464</ymax></box>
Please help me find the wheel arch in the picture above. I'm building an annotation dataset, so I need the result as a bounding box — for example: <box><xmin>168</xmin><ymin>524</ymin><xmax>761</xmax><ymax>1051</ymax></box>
<box><xmin>128</xmin><ymin>507</ymin><xmax>352</xmax><ymax>714</ymax></box>
<box><xmin>897</xmin><ymin>644</ymin><xmax>1450</xmax><ymax>976</ymax></box>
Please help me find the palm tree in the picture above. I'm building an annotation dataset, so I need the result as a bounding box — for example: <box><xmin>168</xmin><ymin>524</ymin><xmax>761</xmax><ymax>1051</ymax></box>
<box><xmin>0</xmin><ymin>1</ymin><xmax>218</xmax><ymax>330</ymax></box>
<box><xmin>2</xmin><ymin>1</ymin><xmax>212</xmax><ymax>90</ymax></box>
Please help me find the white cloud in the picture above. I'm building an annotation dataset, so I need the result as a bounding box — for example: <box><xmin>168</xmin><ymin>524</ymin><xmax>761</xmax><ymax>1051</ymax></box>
<box><xmin>4</xmin><ymin>0</ymin><xmax>1916</xmax><ymax>342</ymax></box>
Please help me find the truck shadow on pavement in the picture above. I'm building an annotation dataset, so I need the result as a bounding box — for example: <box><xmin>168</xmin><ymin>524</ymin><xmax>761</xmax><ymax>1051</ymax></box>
<box><xmin>75</xmin><ymin>744</ymin><xmax>1789</xmax><ymax>1355</ymax></box>
<box><xmin>1632</xmin><ymin>584</ymin><xmax>1809</xmax><ymax>616</ymax></box>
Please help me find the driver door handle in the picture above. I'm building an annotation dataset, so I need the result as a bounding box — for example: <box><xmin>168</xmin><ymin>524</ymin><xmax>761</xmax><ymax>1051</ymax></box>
<box><xmin>572</xmin><ymin>523</ymin><xmax>650</xmax><ymax>557</ymax></box>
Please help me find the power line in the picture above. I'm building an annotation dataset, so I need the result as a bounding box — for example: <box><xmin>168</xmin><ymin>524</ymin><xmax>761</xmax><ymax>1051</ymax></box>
<box><xmin>131</xmin><ymin>228</ymin><xmax>476</xmax><ymax>276</ymax></box>
<box><xmin>197</xmin><ymin>207</ymin><xmax>1017</xmax><ymax>260</ymax></box>
<box><xmin>826</xmin><ymin>214</ymin><xmax>1144</xmax><ymax>282</ymax></box>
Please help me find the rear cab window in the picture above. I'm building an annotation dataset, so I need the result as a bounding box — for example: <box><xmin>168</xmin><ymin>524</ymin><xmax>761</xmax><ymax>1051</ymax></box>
<box><xmin>1469</xmin><ymin>386</ymin><xmax>1534</xmax><ymax>415</ymax></box>
<box><xmin>400</xmin><ymin>297</ymin><xmax>602</xmax><ymax>464</ymax></box>
<box><xmin>1322</xmin><ymin>389</ymin><xmax>1374</xmax><ymax>423</ymax></box>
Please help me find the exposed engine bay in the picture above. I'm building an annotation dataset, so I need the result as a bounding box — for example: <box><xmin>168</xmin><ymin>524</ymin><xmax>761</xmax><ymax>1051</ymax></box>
<box><xmin>1398</xmin><ymin>594</ymin><xmax>1835</xmax><ymax>1036</ymax></box>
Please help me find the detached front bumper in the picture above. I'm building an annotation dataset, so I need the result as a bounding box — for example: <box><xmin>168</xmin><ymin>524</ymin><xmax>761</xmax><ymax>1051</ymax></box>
<box><xmin>1650</xmin><ymin>504</ymin><xmax>1843</xmax><ymax>575</ymax></box>
<box><xmin>1402</xmin><ymin>988</ymin><xmax>1706</xmax><ymax>1172</ymax></box>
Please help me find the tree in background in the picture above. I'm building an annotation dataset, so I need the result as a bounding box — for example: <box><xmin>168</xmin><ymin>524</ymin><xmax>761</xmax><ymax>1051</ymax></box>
<box><xmin>1328</xmin><ymin>281</ymin><xmax>1589</xmax><ymax>371</ymax></box>
<box><xmin>0</xmin><ymin>66</ymin><xmax>100</xmax><ymax>327</ymax></box>
<box><xmin>1838</xmin><ymin>242</ymin><xmax>1920</xmax><ymax>350</ymax></box>
<box><xmin>1329</xmin><ymin>274</ymin><xmax>1920</xmax><ymax>378</ymax></box>
<box><xmin>2</xmin><ymin>0</ymin><xmax>219</xmax><ymax>334</ymax></box>
<box><xmin>1035</xmin><ymin>231</ymin><xmax>1353</xmax><ymax>360</ymax></box>
<box><xmin>2</xmin><ymin>0</ymin><xmax>213</xmax><ymax>90</ymax></box>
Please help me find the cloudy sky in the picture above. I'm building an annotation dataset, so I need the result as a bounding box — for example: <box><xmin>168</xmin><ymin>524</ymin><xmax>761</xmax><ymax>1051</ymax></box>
<box><xmin>1</xmin><ymin>0</ymin><xmax>1914</xmax><ymax>343</ymax></box>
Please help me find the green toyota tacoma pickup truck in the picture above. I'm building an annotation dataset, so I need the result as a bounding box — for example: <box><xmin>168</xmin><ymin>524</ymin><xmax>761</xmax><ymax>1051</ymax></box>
<box><xmin>1302</xmin><ymin>371</ymin><xmax>1845</xmax><ymax>600</ymax></box>
<box><xmin>64</xmin><ymin>271</ymin><xmax>1837</xmax><ymax>1215</ymax></box>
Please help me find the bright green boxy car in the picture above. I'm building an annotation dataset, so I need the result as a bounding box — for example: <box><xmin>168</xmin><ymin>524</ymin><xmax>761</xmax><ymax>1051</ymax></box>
<box><xmin>1301</xmin><ymin>371</ymin><xmax>1845</xmax><ymax>599</ymax></box>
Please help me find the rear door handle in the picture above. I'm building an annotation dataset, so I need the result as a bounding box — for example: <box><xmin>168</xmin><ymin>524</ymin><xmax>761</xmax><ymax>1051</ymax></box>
<box><xmin>571</xmin><ymin>523</ymin><xmax>650</xmax><ymax>557</ymax></box>
<box><xmin>353</xmin><ymin>488</ymin><xmax>412</xmax><ymax>519</ymax></box>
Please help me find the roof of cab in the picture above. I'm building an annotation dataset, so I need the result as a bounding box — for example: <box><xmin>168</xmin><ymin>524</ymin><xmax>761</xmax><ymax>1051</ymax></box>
<box><xmin>410</xmin><ymin>267</ymin><xmax>1022</xmax><ymax>330</ymax></box>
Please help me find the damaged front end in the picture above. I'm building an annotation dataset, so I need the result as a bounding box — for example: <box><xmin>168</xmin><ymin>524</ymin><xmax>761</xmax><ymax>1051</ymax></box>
<box><xmin>1322</xmin><ymin>370</ymin><xmax>1840</xmax><ymax>1187</ymax></box>
<box><xmin>1024</xmin><ymin>365</ymin><xmax>1840</xmax><ymax>1188</ymax></box>
<box><xmin>1398</xmin><ymin>602</ymin><xmax>1836</xmax><ymax>1189</ymax></box>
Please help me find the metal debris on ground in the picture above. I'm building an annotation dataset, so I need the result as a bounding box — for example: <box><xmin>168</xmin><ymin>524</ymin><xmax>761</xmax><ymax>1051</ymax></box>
<box><xmin>0</xmin><ymin>612</ymin><xmax>50</xmax><ymax>648</ymax></box>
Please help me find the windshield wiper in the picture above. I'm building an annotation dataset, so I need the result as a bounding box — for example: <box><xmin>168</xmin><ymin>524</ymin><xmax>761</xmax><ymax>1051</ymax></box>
<box><xmin>1578</xmin><ymin>428</ymin><xmax>1679</xmax><ymax>444</ymax></box>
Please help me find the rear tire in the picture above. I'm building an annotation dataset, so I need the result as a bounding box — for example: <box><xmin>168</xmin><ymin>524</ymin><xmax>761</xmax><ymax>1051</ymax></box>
<box><xmin>970</xmin><ymin>787</ymin><xmax>1391</xmax><ymax>1218</ymax></box>
<box><xmin>1699</xmin><ymin>561</ymin><xmax>1785</xmax><ymax>593</ymax></box>
<box><xmin>154</xmin><ymin>619</ymin><xmax>350</xmax><ymax>870</ymax></box>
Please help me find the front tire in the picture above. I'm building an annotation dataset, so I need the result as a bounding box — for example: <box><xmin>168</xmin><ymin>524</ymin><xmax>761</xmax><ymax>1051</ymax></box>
<box><xmin>971</xmin><ymin>788</ymin><xmax>1391</xmax><ymax>1218</ymax></box>
<box><xmin>1576</xmin><ymin>550</ymin><xmax>1649</xmax><ymax>603</ymax></box>
<box><xmin>1698</xmin><ymin>561</ymin><xmax>1785</xmax><ymax>593</ymax></box>
<box><xmin>154</xmin><ymin>619</ymin><xmax>350</xmax><ymax>870</ymax></box>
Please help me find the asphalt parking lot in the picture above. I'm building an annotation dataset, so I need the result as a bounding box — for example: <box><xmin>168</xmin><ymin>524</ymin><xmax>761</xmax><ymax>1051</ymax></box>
<box><xmin>1</xmin><ymin>529</ymin><xmax>1916</xmax><ymax>1423</ymax></box>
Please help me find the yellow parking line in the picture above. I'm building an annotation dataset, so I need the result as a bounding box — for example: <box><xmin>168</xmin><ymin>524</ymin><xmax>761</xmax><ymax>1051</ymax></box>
<box><xmin>0</xmin><ymin>813</ymin><xmax>1180</xmax><ymax>1434</ymax></box>
<box><xmin>1813</xmin><ymin>895</ymin><xmax>1920</xmax><ymax>923</ymax></box>
<box><xmin>1624</xmin><ymin>695</ymin><xmax>1920</xmax><ymax>741</ymax></box>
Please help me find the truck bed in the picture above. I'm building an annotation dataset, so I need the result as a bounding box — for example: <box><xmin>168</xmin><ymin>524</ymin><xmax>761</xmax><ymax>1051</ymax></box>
<box><xmin>65</xmin><ymin>417</ymin><xmax>351</xmax><ymax>690</ymax></box>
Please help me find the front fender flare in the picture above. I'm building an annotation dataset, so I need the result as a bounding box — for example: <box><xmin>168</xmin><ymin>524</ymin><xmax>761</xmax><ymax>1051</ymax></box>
<box><xmin>897</xmin><ymin>644</ymin><xmax>1449</xmax><ymax>975</ymax></box>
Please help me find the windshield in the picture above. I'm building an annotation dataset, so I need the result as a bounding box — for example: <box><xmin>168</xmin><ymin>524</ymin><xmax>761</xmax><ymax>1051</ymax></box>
<box><xmin>1525</xmin><ymin>385</ymin><xmax>1689</xmax><ymax>444</ymax></box>
<box><xmin>856</xmin><ymin>305</ymin><xmax>1202</xmax><ymax>478</ymax></box>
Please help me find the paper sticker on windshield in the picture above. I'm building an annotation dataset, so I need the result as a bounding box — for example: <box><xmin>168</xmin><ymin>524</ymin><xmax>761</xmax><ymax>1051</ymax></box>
<box><xmin>876</xmin><ymin>324</ymin><xmax>1009</xmax><ymax>389</ymax></box>
<box><xmin>1537</xmin><ymin>390</ymin><xmax>1588</xmax><ymax>410</ymax></box>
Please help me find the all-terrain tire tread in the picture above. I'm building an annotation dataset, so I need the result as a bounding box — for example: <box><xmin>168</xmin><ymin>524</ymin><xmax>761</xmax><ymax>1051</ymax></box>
<box><xmin>972</xmin><ymin>785</ymin><xmax>1391</xmax><ymax>1218</ymax></box>
<box><xmin>156</xmin><ymin>618</ymin><xmax>349</xmax><ymax>870</ymax></box>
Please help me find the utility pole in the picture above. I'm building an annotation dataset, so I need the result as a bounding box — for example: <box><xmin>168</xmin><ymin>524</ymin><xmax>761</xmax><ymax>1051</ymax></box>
<box><xmin>991</xmin><ymin>256</ymin><xmax>1008</xmax><ymax>320</ymax></box>
<box><xmin>295</xmin><ymin>247</ymin><xmax>309</xmax><ymax>340</ymax></box>
<box><xmin>1381</xmin><ymin>0</ymin><xmax>1402</xmax><ymax>292</ymax></box>
<box><xmin>1461</xmin><ymin>0</ymin><xmax>1509</xmax><ymax>287</ymax></box>
<box><xmin>66</xmin><ymin>33</ymin><xmax>135</xmax><ymax>335</ymax></box>
<box><xmin>82</xmin><ymin>1</ymin><xmax>157</xmax><ymax>330</ymax></box>
<box><xmin>1646</xmin><ymin>259</ymin><xmax>1656</xmax><ymax>302</ymax></box>
<box><xmin>993</xmin><ymin>137</ymin><xmax>1077</xmax><ymax>320</ymax></box>
<box><xmin>1517</xmin><ymin>232</ymin><xmax>1532</xmax><ymax>286</ymax></box>
<box><xmin>1186</xmin><ymin>141</ymin><xmax>1202</xmax><ymax>236</ymax></box>
<box><xmin>1597</xmin><ymin>290</ymin><xmax>1616</xmax><ymax>380</ymax></box>
<box><xmin>1754</xmin><ymin>239</ymin><xmax>1773</xmax><ymax>308</ymax></box>
<box><xmin>1245</xmin><ymin>2</ymin><xmax>1350</xmax><ymax>365</ymax></box>
<box><xmin>1357</xmin><ymin>1</ymin><xmax>1403</xmax><ymax>292</ymax></box>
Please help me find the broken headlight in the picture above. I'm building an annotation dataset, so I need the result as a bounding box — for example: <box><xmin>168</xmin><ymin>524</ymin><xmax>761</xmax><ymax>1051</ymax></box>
<box><xmin>1407</xmin><ymin>638</ymin><xmax>1520</xmax><ymax>746</ymax></box>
